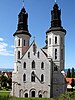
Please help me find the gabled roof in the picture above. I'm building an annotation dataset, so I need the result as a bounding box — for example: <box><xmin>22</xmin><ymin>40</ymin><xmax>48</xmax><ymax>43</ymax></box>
<box><xmin>66</xmin><ymin>78</ymin><xmax>75</xmax><ymax>84</ymax></box>
<box><xmin>20</xmin><ymin>41</ymin><xmax>34</xmax><ymax>59</ymax></box>
<box><xmin>20</xmin><ymin>41</ymin><xmax>48</xmax><ymax>60</ymax></box>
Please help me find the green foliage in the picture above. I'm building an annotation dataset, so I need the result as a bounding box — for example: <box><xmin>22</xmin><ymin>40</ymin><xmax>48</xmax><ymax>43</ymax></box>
<box><xmin>72</xmin><ymin>68</ymin><xmax>75</xmax><ymax>78</ymax></box>
<box><xmin>1</xmin><ymin>92</ymin><xmax>75</xmax><ymax>100</ymax></box>
<box><xmin>66</xmin><ymin>68</ymin><xmax>71</xmax><ymax>78</ymax></box>
<box><xmin>66</xmin><ymin>68</ymin><xmax>75</xmax><ymax>78</ymax></box>
<box><xmin>0</xmin><ymin>74</ymin><xmax>12</xmax><ymax>90</ymax></box>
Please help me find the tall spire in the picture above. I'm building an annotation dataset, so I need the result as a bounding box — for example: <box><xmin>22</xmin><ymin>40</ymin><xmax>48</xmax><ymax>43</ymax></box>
<box><xmin>13</xmin><ymin>2</ymin><xmax>31</xmax><ymax>37</ymax></box>
<box><xmin>46</xmin><ymin>2</ymin><xmax>66</xmax><ymax>33</ymax></box>
<box><xmin>51</xmin><ymin>3</ymin><xmax>62</xmax><ymax>28</ymax></box>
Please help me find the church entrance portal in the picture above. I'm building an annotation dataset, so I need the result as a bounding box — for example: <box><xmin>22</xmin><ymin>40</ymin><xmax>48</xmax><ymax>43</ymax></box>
<box><xmin>31</xmin><ymin>91</ymin><xmax>35</xmax><ymax>97</ymax></box>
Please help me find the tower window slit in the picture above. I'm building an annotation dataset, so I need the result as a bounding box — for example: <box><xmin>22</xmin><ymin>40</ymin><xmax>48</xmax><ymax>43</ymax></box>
<box><xmin>18</xmin><ymin>51</ymin><xmax>20</xmax><ymax>59</ymax></box>
<box><xmin>55</xmin><ymin>49</ymin><xmax>57</xmax><ymax>60</ymax></box>
<box><xmin>23</xmin><ymin>74</ymin><xmax>26</xmax><ymax>82</ymax></box>
<box><xmin>18</xmin><ymin>39</ymin><xmax>20</xmax><ymax>46</ymax></box>
<box><xmin>24</xmin><ymin>40</ymin><xmax>25</xmax><ymax>46</ymax></box>
<box><xmin>55</xmin><ymin>36</ymin><xmax>57</xmax><ymax>44</ymax></box>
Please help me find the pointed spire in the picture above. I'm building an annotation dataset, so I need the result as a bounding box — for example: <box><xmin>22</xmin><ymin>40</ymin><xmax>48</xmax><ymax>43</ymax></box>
<box><xmin>50</xmin><ymin>2</ymin><xmax>62</xmax><ymax>28</ymax></box>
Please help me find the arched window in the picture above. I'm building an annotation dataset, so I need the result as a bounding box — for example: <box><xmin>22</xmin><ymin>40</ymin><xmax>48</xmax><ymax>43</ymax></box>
<box><xmin>18</xmin><ymin>39</ymin><xmax>20</xmax><ymax>46</ymax></box>
<box><xmin>23</xmin><ymin>62</ymin><xmax>26</xmax><ymax>69</ymax></box>
<box><xmin>41</xmin><ymin>74</ymin><xmax>44</xmax><ymax>82</ymax></box>
<box><xmin>41</xmin><ymin>62</ymin><xmax>44</xmax><ymax>69</ymax></box>
<box><xmin>18</xmin><ymin>51</ymin><xmax>20</xmax><ymax>59</ymax></box>
<box><xmin>31</xmin><ymin>71</ymin><xmax>35</xmax><ymax>82</ymax></box>
<box><xmin>32</xmin><ymin>60</ymin><xmax>35</xmax><ymax>69</ymax></box>
<box><xmin>23</xmin><ymin>74</ymin><xmax>26</xmax><ymax>82</ymax></box>
<box><xmin>28</xmin><ymin>52</ymin><xmax>30</xmax><ymax>58</ymax></box>
<box><xmin>37</xmin><ymin>51</ymin><xmax>40</xmax><ymax>58</ymax></box>
<box><xmin>24</xmin><ymin>40</ymin><xmax>25</xmax><ymax>46</ymax></box>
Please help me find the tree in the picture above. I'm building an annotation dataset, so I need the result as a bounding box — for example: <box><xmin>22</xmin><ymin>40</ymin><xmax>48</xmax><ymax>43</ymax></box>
<box><xmin>72</xmin><ymin>67</ymin><xmax>75</xmax><ymax>78</ymax></box>
<box><xmin>67</xmin><ymin>68</ymin><xmax>71</xmax><ymax>78</ymax></box>
<box><xmin>71</xmin><ymin>78</ymin><xmax>75</xmax><ymax>91</ymax></box>
<box><xmin>0</xmin><ymin>75</ymin><xmax>8</xmax><ymax>88</ymax></box>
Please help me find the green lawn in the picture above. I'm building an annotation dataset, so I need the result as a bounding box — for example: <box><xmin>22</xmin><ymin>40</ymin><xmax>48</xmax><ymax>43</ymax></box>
<box><xmin>0</xmin><ymin>91</ymin><xmax>75</xmax><ymax>100</ymax></box>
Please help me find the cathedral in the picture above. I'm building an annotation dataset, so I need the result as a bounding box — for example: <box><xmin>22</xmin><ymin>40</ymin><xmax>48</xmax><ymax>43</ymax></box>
<box><xmin>11</xmin><ymin>2</ymin><xmax>66</xmax><ymax>98</ymax></box>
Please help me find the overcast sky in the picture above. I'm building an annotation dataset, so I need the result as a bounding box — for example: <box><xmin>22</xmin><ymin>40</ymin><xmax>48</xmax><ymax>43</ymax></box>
<box><xmin>0</xmin><ymin>0</ymin><xmax>75</xmax><ymax>69</ymax></box>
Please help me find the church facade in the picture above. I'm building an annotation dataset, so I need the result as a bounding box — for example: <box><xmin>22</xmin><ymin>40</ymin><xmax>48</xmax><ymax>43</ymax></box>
<box><xmin>11</xmin><ymin>2</ymin><xmax>66</xmax><ymax>98</ymax></box>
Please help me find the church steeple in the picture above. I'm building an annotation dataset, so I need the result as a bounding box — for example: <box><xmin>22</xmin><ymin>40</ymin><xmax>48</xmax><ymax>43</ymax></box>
<box><xmin>51</xmin><ymin>3</ymin><xmax>61</xmax><ymax>28</ymax></box>
<box><xmin>13</xmin><ymin>5</ymin><xmax>31</xmax><ymax>37</ymax></box>
<box><xmin>17</xmin><ymin>7</ymin><xmax>28</xmax><ymax>31</ymax></box>
<box><xmin>46</xmin><ymin>2</ymin><xmax>66</xmax><ymax>33</ymax></box>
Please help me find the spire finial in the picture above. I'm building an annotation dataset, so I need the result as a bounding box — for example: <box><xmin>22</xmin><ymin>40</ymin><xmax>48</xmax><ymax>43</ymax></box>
<box><xmin>55</xmin><ymin>0</ymin><xmax>56</xmax><ymax>3</ymax></box>
<box><xmin>33</xmin><ymin>36</ymin><xmax>36</xmax><ymax>42</ymax></box>
<box><xmin>23</xmin><ymin>0</ymin><xmax>24</xmax><ymax>7</ymax></box>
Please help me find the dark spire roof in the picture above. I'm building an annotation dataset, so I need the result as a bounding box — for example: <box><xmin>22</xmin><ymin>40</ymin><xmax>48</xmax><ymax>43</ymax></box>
<box><xmin>51</xmin><ymin>3</ymin><xmax>61</xmax><ymax>28</ymax></box>
<box><xmin>46</xmin><ymin>2</ymin><xmax>66</xmax><ymax>34</ymax></box>
<box><xmin>13</xmin><ymin>6</ymin><xmax>31</xmax><ymax>37</ymax></box>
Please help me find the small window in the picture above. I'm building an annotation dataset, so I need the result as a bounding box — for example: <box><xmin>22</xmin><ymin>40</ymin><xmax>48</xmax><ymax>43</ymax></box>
<box><xmin>32</xmin><ymin>60</ymin><xmax>35</xmax><ymax>69</ymax></box>
<box><xmin>23</xmin><ymin>62</ymin><xmax>26</xmax><ymax>69</ymax></box>
<box><xmin>37</xmin><ymin>52</ymin><xmax>40</xmax><ymax>58</ymax></box>
<box><xmin>54</xmin><ymin>66</ymin><xmax>58</xmax><ymax>71</ymax></box>
<box><xmin>31</xmin><ymin>71</ymin><xmax>35</xmax><ymax>82</ymax></box>
<box><xmin>28</xmin><ymin>52</ymin><xmax>30</xmax><ymax>58</ymax></box>
<box><xmin>18</xmin><ymin>51</ymin><xmax>20</xmax><ymax>59</ymax></box>
<box><xmin>18</xmin><ymin>39</ymin><xmax>20</xmax><ymax>46</ymax></box>
<box><xmin>55</xmin><ymin>36</ymin><xmax>57</xmax><ymax>44</ymax></box>
<box><xmin>61</xmin><ymin>49</ymin><xmax>63</xmax><ymax>60</ymax></box>
<box><xmin>23</xmin><ymin>74</ymin><xmax>26</xmax><ymax>82</ymax></box>
<box><xmin>49</xmin><ymin>38</ymin><xmax>51</xmax><ymax>45</ymax></box>
<box><xmin>41</xmin><ymin>74</ymin><xmax>44</xmax><ymax>82</ymax></box>
<box><xmin>24</xmin><ymin>40</ymin><xmax>25</xmax><ymax>46</ymax></box>
<box><xmin>55</xmin><ymin>49</ymin><xmax>57</xmax><ymax>60</ymax></box>
<box><xmin>41</xmin><ymin>62</ymin><xmax>44</xmax><ymax>69</ymax></box>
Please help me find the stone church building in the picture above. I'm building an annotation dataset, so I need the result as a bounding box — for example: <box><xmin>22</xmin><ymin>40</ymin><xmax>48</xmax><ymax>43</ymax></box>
<box><xmin>11</xmin><ymin>2</ymin><xmax>66</xmax><ymax>98</ymax></box>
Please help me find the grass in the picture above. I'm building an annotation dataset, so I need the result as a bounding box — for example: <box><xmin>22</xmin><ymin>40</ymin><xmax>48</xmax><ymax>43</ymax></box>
<box><xmin>0</xmin><ymin>91</ymin><xmax>75</xmax><ymax>100</ymax></box>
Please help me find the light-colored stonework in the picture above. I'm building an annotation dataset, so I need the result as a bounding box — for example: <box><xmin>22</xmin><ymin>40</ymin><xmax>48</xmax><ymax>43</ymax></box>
<box><xmin>11</xmin><ymin>2</ymin><xmax>67</xmax><ymax>98</ymax></box>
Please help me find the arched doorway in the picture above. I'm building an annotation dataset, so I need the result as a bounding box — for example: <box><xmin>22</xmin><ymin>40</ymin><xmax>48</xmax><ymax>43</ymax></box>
<box><xmin>31</xmin><ymin>91</ymin><xmax>35</xmax><ymax>97</ymax></box>
<box><xmin>25</xmin><ymin>93</ymin><xmax>28</xmax><ymax>98</ymax></box>
<box><xmin>39</xmin><ymin>94</ymin><xmax>42</xmax><ymax>98</ymax></box>
<box><xmin>19</xmin><ymin>89</ymin><xmax>23</xmax><ymax>97</ymax></box>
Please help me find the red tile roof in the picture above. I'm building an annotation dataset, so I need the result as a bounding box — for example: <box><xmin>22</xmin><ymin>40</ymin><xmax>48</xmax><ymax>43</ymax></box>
<box><xmin>66</xmin><ymin>78</ymin><xmax>75</xmax><ymax>84</ymax></box>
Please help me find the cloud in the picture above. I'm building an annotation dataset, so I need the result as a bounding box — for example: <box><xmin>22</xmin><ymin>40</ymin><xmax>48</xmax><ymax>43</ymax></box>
<box><xmin>0</xmin><ymin>37</ymin><xmax>14</xmax><ymax>56</ymax></box>
<box><xmin>0</xmin><ymin>37</ymin><xmax>4</xmax><ymax>41</ymax></box>
<box><xmin>11</xmin><ymin>45</ymin><xmax>14</xmax><ymax>48</ymax></box>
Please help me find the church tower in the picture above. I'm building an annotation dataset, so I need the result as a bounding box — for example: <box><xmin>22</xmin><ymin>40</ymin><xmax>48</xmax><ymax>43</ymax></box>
<box><xmin>13</xmin><ymin>6</ymin><xmax>31</xmax><ymax>72</ymax></box>
<box><xmin>46</xmin><ymin>2</ymin><xmax>66</xmax><ymax>97</ymax></box>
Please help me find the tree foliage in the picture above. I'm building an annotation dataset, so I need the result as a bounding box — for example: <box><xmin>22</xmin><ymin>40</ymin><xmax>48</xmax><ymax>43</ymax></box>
<box><xmin>0</xmin><ymin>74</ymin><xmax>12</xmax><ymax>90</ymax></box>
<box><xmin>67</xmin><ymin>68</ymin><xmax>71</xmax><ymax>78</ymax></box>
